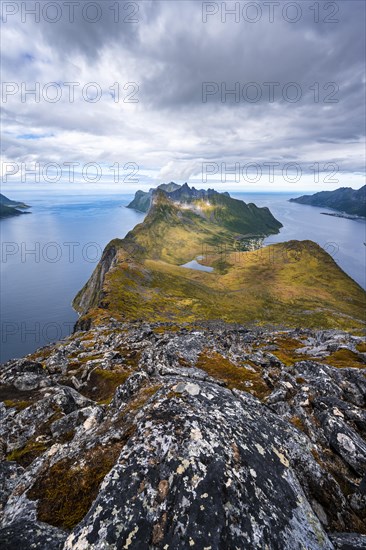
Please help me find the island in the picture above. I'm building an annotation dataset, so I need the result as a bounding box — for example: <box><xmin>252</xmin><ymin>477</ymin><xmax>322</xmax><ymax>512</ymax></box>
<box><xmin>0</xmin><ymin>193</ymin><xmax>30</xmax><ymax>219</ymax></box>
<box><xmin>290</xmin><ymin>185</ymin><xmax>366</xmax><ymax>218</ymax></box>
<box><xmin>1</xmin><ymin>185</ymin><xmax>366</xmax><ymax>550</ymax></box>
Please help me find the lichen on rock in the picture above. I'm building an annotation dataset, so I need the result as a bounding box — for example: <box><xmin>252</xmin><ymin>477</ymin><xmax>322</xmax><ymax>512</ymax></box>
<box><xmin>0</xmin><ymin>321</ymin><xmax>365</xmax><ymax>548</ymax></box>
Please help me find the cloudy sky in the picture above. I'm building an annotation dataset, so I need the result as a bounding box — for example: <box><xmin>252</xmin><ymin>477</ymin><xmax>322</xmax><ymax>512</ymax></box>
<box><xmin>1</xmin><ymin>0</ymin><xmax>365</xmax><ymax>192</ymax></box>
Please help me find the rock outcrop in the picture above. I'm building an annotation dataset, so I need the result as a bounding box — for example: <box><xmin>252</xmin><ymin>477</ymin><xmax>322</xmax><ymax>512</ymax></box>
<box><xmin>0</xmin><ymin>322</ymin><xmax>365</xmax><ymax>548</ymax></box>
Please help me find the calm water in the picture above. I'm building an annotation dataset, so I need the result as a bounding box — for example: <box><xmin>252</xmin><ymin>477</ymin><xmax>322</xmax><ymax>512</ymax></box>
<box><xmin>0</xmin><ymin>192</ymin><xmax>144</xmax><ymax>363</ymax></box>
<box><xmin>0</xmin><ymin>191</ymin><xmax>365</xmax><ymax>362</ymax></box>
<box><xmin>233</xmin><ymin>193</ymin><xmax>366</xmax><ymax>290</ymax></box>
<box><xmin>181</xmin><ymin>259</ymin><xmax>214</xmax><ymax>272</ymax></box>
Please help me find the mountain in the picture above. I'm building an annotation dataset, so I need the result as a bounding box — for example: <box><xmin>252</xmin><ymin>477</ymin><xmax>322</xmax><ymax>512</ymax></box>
<box><xmin>1</xmin><ymin>321</ymin><xmax>366</xmax><ymax>548</ymax></box>
<box><xmin>128</xmin><ymin>182</ymin><xmax>236</xmax><ymax>214</ymax></box>
<box><xmin>2</xmin><ymin>185</ymin><xmax>366</xmax><ymax>549</ymax></box>
<box><xmin>73</xmin><ymin>190</ymin><xmax>365</xmax><ymax>332</ymax></box>
<box><xmin>127</xmin><ymin>182</ymin><xmax>181</xmax><ymax>212</ymax></box>
<box><xmin>127</xmin><ymin>182</ymin><xmax>282</xmax><ymax>236</ymax></box>
<box><xmin>290</xmin><ymin>185</ymin><xmax>366</xmax><ymax>217</ymax></box>
<box><xmin>0</xmin><ymin>194</ymin><xmax>30</xmax><ymax>219</ymax></box>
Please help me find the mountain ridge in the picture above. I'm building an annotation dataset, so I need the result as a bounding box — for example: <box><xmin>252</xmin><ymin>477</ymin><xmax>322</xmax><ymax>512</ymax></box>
<box><xmin>1</xmin><ymin>185</ymin><xmax>366</xmax><ymax>549</ymax></box>
<box><xmin>128</xmin><ymin>182</ymin><xmax>244</xmax><ymax>213</ymax></box>
<box><xmin>73</xmin><ymin>187</ymin><xmax>365</xmax><ymax>332</ymax></box>
<box><xmin>127</xmin><ymin>182</ymin><xmax>283</xmax><ymax>237</ymax></box>
<box><xmin>289</xmin><ymin>185</ymin><xmax>366</xmax><ymax>218</ymax></box>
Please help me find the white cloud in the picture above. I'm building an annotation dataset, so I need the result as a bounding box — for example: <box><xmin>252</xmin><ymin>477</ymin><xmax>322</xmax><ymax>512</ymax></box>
<box><xmin>1</xmin><ymin>0</ymin><xmax>365</xmax><ymax>192</ymax></box>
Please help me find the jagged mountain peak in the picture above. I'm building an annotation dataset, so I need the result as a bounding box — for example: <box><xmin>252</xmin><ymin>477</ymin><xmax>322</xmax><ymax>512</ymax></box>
<box><xmin>127</xmin><ymin>182</ymin><xmax>231</xmax><ymax>213</ymax></box>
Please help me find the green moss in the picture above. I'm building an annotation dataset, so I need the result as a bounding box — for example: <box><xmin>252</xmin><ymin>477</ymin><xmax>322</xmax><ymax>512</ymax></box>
<box><xmin>290</xmin><ymin>416</ymin><xmax>306</xmax><ymax>432</ymax></box>
<box><xmin>166</xmin><ymin>390</ymin><xmax>184</xmax><ymax>399</ymax></box>
<box><xmin>271</xmin><ymin>337</ymin><xmax>307</xmax><ymax>366</ymax></box>
<box><xmin>321</xmin><ymin>348</ymin><xmax>366</xmax><ymax>369</ymax></box>
<box><xmin>7</xmin><ymin>439</ymin><xmax>49</xmax><ymax>467</ymax></box>
<box><xmin>58</xmin><ymin>429</ymin><xmax>76</xmax><ymax>444</ymax></box>
<box><xmin>6</xmin><ymin>404</ymin><xmax>66</xmax><ymax>465</ymax></box>
<box><xmin>27</xmin><ymin>347</ymin><xmax>54</xmax><ymax>363</ymax></box>
<box><xmin>356</xmin><ymin>341</ymin><xmax>366</xmax><ymax>353</ymax></box>
<box><xmin>0</xmin><ymin>386</ymin><xmax>40</xmax><ymax>409</ymax></box>
<box><xmin>116</xmin><ymin>348</ymin><xmax>141</xmax><ymax>369</ymax></box>
<box><xmin>3</xmin><ymin>399</ymin><xmax>32</xmax><ymax>411</ymax></box>
<box><xmin>81</xmin><ymin>367</ymin><xmax>133</xmax><ymax>403</ymax></box>
<box><xmin>152</xmin><ymin>325</ymin><xmax>181</xmax><ymax>334</ymax></box>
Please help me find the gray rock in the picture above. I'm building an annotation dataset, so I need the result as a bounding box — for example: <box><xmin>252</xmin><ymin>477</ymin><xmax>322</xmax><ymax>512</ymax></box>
<box><xmin>0</xmin><ymin>462</ymin><xmax>24</xmax><ymax>516</ymax></box>
<box><xmin>0</xmin><ymin>322</ymin><xmax>365</xmax><ymax>548</ymax></box>
<box><xmin>112</xmin><ymin>371</ymin><xmax>149</xmax><ymax>408</ymax></box>
<box><xmin>0</xmin><ymin>520</ymin><xmax>67</xmax><ymax>549</ymax></box>
<box><xmin>65</xmin><ymin>382</ymin><xmax>332</xmax><ymax>549</ymax></box>
<box><xmin>318</xmin><ymin>413</ymin><xmax>366</xmax><ymax>476</ymax></box>
<box><xmin>329</xmin><ymin>532</ymin><xmax>366</xmax><ymax>549</ymax></box>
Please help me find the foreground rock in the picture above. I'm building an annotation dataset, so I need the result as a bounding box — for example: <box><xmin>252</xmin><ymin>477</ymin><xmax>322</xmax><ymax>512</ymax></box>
<box><xmin>0</xmin><ymin>322</ymin><xmax>365</xmax><ymax>549</ymax></box>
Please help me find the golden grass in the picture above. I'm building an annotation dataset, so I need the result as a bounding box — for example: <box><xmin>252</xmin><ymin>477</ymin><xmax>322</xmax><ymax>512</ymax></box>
<box><xmin>196</xmin><ymin>351</ymin><xmax>270</xmax><ymax>400</ymax></box>
<box><xmin>87</xmin><ymin>240</ymin><xmax>366</xmax><ymax>332</ymax></box>
<box><xmin>320</xmin><ymin>348</ymin><xmax>366</xmax><ymax>369</ymax></box>
<box><xmin>73</xmin><ymin>195</ymin><xmax>366</xmax><ymax>333</ymax></box>
<box><xmin>28</xmin><ymin>444</ymin><xmax>122</xmax><ymax>530</ymax></box>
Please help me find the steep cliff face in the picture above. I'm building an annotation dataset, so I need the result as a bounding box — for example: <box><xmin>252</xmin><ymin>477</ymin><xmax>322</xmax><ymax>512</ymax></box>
<box><xmin>0</xmin><ymin>322</ymin><xmax>366</xmax><ymax>549</ymax></box>
<box><xmin>73</xmin><ymin>240</ymin><xmax>120</xmax><ymax>320</ymax></box>
<box><xmin>126</xmin><ymin>182</ymin><xmax>181</xmax><ymax>212</ymax></box>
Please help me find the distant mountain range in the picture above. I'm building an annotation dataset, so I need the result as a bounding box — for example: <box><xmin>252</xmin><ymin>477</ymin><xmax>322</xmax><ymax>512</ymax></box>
<box><xmin>290</xmin><ymin>185</ymin><xmax>366</xmax><ymax>218</ymax></box>
<box><xmin>0</xmin><ymin>194</ymin><xmax>30</xmax><ymax>218</ymax></box>
<box><xmin>127</xmin><ymin>182</ymin><xmax>282</xmax><ymax>237</ymax></box>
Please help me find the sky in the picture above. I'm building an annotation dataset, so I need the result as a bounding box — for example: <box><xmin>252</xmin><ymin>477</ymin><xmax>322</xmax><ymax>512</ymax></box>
<box><xmin>1</xmin><ymin>0</ymin><xmax>365</xmax><ymax>194</ymax></box>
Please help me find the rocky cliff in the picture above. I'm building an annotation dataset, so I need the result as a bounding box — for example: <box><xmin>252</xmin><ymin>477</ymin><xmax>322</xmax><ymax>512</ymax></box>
<box><xmin>0</xmin><ymin>322</ymin><xmax>366</xmax><ymax>549</ymax></box>
<box><xmin>127</xmin><ymin>183</ymin><xmax>181</xmax><ymax>212</ymax></box>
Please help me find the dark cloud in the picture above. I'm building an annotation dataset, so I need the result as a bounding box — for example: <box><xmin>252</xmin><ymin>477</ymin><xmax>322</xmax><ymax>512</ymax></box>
<box><xmin>1</xmin><ymin>0</ymin><xmax>365</xmax><ymax>187</ymax></box>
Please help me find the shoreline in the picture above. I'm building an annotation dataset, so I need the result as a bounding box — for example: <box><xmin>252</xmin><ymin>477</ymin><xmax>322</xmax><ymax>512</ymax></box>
<box><xmin>320</xmin><ymin>212</ymin><xmax>365</xmax><ymax>221</ymax></box>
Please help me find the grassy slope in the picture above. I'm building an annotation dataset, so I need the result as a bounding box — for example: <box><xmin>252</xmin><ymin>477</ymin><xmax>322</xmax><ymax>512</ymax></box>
<box><xmin>177</xmin><ymin>192</ymin><xmax>282</xmax><ymax>236</ymax></box>
<box><xmin>74</xmin><ymin>195</ymin><xmax>366</xmax><ymax>332</ymax></box>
